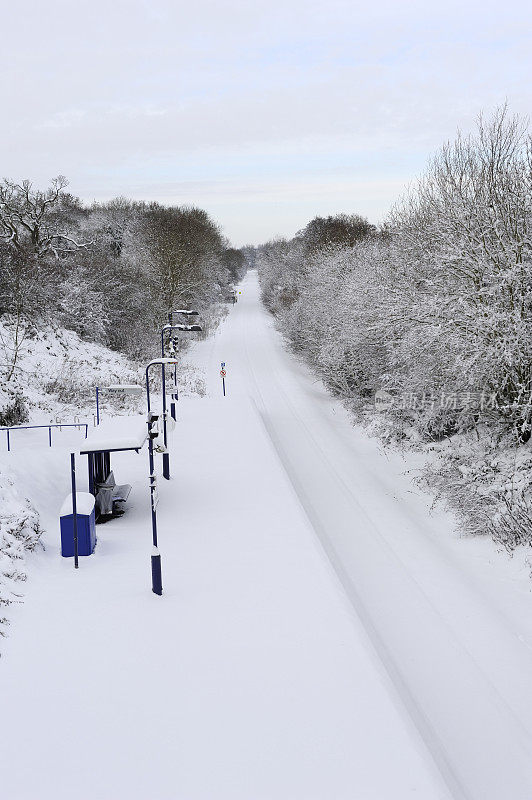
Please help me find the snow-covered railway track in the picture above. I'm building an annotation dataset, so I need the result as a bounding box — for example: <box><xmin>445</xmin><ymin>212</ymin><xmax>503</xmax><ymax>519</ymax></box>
<box><xmin>235</xmin><ymin>271</ymin><xmax>532</xmax><ymax>800</ymax></box>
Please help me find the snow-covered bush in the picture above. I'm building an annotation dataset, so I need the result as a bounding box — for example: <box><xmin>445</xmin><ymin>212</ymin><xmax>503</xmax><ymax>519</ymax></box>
<box><xmin>489</xmin><ymin>494</ymin><xmax>532</xmax><ymax>554</ymax></box>
<box><xmin>259</xmin><ymin>234</ymin><xmax>392</xmax><ymax>401</ymax></box>
<box><xmin>0</xmin><ymin>393</ymin><xmax>28</xmax><ymax>427</ymax></box>
<box><xmin>260</xmin><ymin>107</ymin><xmax>532</xmax><ymax>439</ymax></box>
<box><xmin>57</xmin><ymin>271</ymin><xmax>109</xmax><ymax>344</ymax></box>
<box><xmin>386</xmin><ymin>106</ymin><xmax>532</xmax><ymax>440</ymax></box>
<box><xmin>0</xmin><ymin>475</ymin><xmax>41</xmax><ymax>645</ymax></box>
<box><xmin>418</xmin><ymin>428</ymin><xmax>532</xmax><ymax>554</ymax></box>
<box><xmin>258</xmin><ymin>106</ymin><xmax>532</xmax><ymax>549</ymax></box>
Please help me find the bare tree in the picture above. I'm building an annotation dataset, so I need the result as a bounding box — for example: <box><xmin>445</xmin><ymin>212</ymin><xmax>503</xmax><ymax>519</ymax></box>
<box><xmin>0</xmin><ymin>176</ymin><xmax>90</xmax><ymax>258</ymax></box>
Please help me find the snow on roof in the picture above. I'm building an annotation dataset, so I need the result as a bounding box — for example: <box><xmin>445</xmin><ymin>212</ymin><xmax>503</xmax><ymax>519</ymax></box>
<box><xmin>80</xmin><ymin>416</ymin><xmax>147</xmax><ymax>453</ymax></box>
<box><xmin>60</xmin><ymin>492</ymin><xmax>95</xmax><ymax>516</ymax></box>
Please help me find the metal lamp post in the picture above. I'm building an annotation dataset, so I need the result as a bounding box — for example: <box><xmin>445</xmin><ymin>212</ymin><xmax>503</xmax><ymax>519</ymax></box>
<box><xmin>159</xmin><ymin>324</ymin><xmax>200</xmax><ymax>477</ymax></box>
<box><xmin>168</xmin><ymin>309</ymin><xmax>199</xmax><ymax>323</ymax></box>
<box><xmin>159</xmin><ymin>327</ymin><xmax>175</xmax><ymax>479</ymax></box>
<box><xmin>164</xmin><ymin>323</ymin><xmax>202</xmax><ymax>340</ymax></box>
<box><xmin>161</xmin><ymin>316</ymin><xmax>202</xmax><ymax>424</ymax></box>
<box><xmin>168</xmin><ymin>322</ymin><xmax>203</xmax><ymax>403</ymax></box>
<box><xmin>167</xmin><ymin>310</ymin><xmax>201</xmax><ymax>401</ymax></box>
<box><xmin>160</xmin><ymin>324</ymin><xmax>180</xmax><ymax>408</ymax></box>
<box><xmin>146</xmin><ymin>358</ymin><xmax>178</xmax><ymax>595</ymax></box>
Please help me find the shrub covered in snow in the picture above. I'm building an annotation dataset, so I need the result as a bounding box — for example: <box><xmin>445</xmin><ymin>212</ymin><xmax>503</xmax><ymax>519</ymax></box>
<box><xmin>0</xmin><ymin>474</ymin><xmax>41</xmax><ymax>645</ymax></box>
<box><xmin>0</xmin><ymin>390</ymin><xmax>28</xmax><ymax>427</ymax></box>
<box><xmin>258</xmin><ymin>106</ymin><xmax>532</xmax><ymax>551</ymax></box>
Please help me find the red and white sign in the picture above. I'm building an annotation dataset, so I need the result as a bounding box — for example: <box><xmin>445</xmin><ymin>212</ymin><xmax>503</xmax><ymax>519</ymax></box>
<box><xmin>220</xmin><ymin>369</ymin><xmax>226</xmax><ymax>377</ymax></box>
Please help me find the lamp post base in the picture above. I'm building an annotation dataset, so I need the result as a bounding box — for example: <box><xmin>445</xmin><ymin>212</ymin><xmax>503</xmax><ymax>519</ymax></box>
<box><xmin>151</xmin><ymin>549</ymin><xmax>163</xmax><ymax>595</ymax></box>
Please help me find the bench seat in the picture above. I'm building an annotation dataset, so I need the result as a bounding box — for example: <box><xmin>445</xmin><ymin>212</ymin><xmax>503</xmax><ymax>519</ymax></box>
<box><xmin>113</xmin><ymin>484</ymin><xmax>131</xmax><ymax>504</ymax></box>
<box><xmin>95</xmin><ymin>471</ymin><xmax>132</xmax><ymax>518</ymax></box>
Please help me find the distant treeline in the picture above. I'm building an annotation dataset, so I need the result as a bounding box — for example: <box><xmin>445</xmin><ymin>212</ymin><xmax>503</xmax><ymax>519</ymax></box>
<box><xmin>0</xmin><ymin>181</ymin><xmax>252</xmax><ymax>373</ymax></box>
<box><xmin>258</xmin><ymin>106</ymin><xmax>532</xmax><ymax>444</ymax></box>
<box><xmin>258</xmin><ymin>106</ymin><xmax>532</xmax><ymax>547</ymax></box>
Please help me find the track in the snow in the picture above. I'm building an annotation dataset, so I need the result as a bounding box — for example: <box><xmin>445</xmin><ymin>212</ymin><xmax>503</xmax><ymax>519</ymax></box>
<box><xmin>208</xmin><ymin>270</ymin><xmax>532</xmax><ymax>800</ymax></box>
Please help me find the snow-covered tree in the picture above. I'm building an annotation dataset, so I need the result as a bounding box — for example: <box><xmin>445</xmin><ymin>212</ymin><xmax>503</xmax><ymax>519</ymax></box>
<box><xmin>0</xmin><ymin>176</ymin><xmax>89</xmax><ymax>258</ymax></box>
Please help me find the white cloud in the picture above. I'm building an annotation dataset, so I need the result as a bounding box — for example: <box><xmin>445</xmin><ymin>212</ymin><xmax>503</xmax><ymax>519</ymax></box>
<box><xmin>2</xmin><ymin>0</ymin><xmax>531</xmax><ymax>243</ymax></box>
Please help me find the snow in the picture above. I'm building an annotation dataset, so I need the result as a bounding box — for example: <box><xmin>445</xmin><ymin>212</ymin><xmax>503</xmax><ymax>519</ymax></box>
<box><xmin>80</xmin><ymin>415</ymin><xmax>147</xmax><ymax>452</ymax></box>
<box><xmin>147</xmin><ymin>357</ymin><xmax>179</xmax><ymax>366</ymax></box>
<box><xmin>2</xmin><ymin>271</ymin><xmax>532</xmax><ymax>798</ymax></box>
<box><xmin>0</xmin><ymin>474</ymin><xmax>40</xmax><ymax>637</ymax></box>
<box><xmin>0</xmin><ymin>319</ymin><xmax>140</xmax><ymax>422</ymax></box>
<box><xmin>59</xmin><ymin>492</ymin><xmax>95</xmax><ymax>517</ymax></box>
<box><xmin>0</xmin><ymin>402</ymin><xmax>447</xmax><ymax>800</ymax></box>
<box><xmin>104</xmin><ymin>384</ymin><xmax>144</xmax><ymax>394</ymax></box>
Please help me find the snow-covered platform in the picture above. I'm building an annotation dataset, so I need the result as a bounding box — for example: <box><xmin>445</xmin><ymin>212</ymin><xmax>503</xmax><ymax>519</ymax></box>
<box><xmin>0</xmin><ymin>392</ymin><xmax>450</xmax><ymax>800</ymax></box>
<box><xmin>3</xmin><ymin>272</ymin><xmax>532</xmax><ymax>799</ymax></box>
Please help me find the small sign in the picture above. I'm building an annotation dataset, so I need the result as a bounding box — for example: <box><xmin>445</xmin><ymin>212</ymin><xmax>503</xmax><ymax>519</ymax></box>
<box><xmin>105</xmin><ymin>384</ymin><xmax>144</xmax><ymax>395</ymax></box>
<box><xmin>220</xmin><ymin>369</ymin><xmax>226</xmax><ymax>377</ymax></box>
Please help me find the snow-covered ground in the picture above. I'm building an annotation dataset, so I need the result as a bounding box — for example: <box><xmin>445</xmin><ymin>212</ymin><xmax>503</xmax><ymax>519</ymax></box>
<box><xmin>0</xmin><ymin>320</ymin><xmax>141</xmax><ymax>423</ymax></box>
<box><xmin>2</xmin><ymin>271</ymin><xmax>532</xmax><ymax>798</ymax></box>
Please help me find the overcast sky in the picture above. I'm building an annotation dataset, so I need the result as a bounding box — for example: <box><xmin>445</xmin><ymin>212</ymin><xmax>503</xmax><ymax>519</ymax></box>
<box><xmin>2</xmin><ymin>0</ymin><xmax>531</xmax><ymax>246</ymax></box>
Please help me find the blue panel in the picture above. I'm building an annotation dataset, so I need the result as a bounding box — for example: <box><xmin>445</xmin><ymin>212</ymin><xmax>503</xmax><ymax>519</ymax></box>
<box><xmin>60</xmin><ymin>510</ymin><xmax>96</xmax><ymax>557</ymax></box>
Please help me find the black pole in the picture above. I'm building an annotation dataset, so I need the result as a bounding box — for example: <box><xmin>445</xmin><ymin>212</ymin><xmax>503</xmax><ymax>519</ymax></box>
<box><xmin>146</xmin><ymin>366</ymin><xmax>163</xmax><ymax>596</ymax></box>
<box><xmin>222</xmin><ymin>376</ymin><xmax>226</xmax><ymax>396</ymax></box>
<box><xmin>149</xmin><ymin>431</ymin><xmax>163</xmax><ymax>595</ymax></box>
<box><xmin>148</xmin><ymin>427</ymin><xmax>163</xmax><ymax>595</ymax></box>
<box><xmin>70</xmin><ymin>452</ymin><xmax>79</xmax><ymax>569</ymax></box>
<box><xmin>161</xmin><ymin>363</ymin><xmax>170</xmax><ymax>480</ymax></box>
<box><xmin>160</xmin><ymin>330</ymin><xmax>170</xmax><ymax>480</ymax></box>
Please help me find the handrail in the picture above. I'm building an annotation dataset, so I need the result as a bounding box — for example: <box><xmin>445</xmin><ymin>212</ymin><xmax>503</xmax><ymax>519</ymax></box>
<box><xmin>1</xmin><ymin>423</ymin><xmax>89</xmax><ymax>452</ymax></box>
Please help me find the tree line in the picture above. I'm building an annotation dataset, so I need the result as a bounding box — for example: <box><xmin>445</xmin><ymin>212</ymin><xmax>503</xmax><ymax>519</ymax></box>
<box><xmin>258</xmin><ymin>107</ymin><xmax>532</xmax><ymax>545</ymax></box>
<box><xmin>259</xmin><ymin>107</ymin><xmax>532</xmax><ymax>441</ymax></box>
<box><xmin>0</xmin><ymin>181</ymin><xmax>249</xmax><ymax>386</ymax></box>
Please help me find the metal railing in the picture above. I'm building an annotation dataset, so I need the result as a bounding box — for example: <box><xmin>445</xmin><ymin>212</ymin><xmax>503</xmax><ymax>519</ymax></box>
<box><xmin>1</xmin><ymin>423</ymin><xmax>89</xmax><ymax>452</ymax></box>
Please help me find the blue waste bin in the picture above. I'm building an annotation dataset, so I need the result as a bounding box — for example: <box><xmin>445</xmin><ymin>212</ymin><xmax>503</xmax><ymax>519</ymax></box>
<box><xmin>60</xmin><ymin>493</ymin><xmax>96</xmax><ymax>557</ymax></box>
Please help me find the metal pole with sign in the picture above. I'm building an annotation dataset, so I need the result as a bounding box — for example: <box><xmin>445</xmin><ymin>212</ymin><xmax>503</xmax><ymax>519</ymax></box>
<box><xmin>162</xmin><ymin>316</ymin><xmax>203</xmax><ymax>406</ymax></box>
<box><xmin>220</xmin><ymin>362</ymin><xmax>227</xmax><ymax>396</ymax></box>
<box><xmin>70</xmin><ymin>452</ymin><xmax>79</xmax><ymax>569</ymax></box>
<box><xmin>95</xmin><ymin>385</ymin><xmax>144</xmax><ymax>426</ymax></box>
<box><xmin>159</xmin><ymin>328</ymin><xmax>181</xmax><ymax>478</ymax></box>
<box><xmin>147</xmin><ymin>412</ymin><xmax>162</xmax><ymax>595</ymax></box>
<box><xmin>145</xmin><ymin>358</ymin><xmax>178</xmax><ymax>595</ymax></box>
